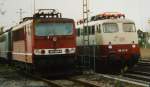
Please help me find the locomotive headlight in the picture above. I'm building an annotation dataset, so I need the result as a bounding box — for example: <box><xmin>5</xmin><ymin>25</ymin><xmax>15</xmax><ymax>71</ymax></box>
<box><xmin>108</xmin><ymin>45</ymin><xmax>112</xmax><ymax>49</ymax></box>
<box><xmin>65</xmin><ymin>48</ymin><xmax>75</xmax><ymax>54</ymax></box>
<box><xmin>118</xmin><ymin>49</ymin><xmax>121</xmax><ymax>52</ymax></box>
<box><xmin>41</xmin><ymin>50</ymin><xmax>45</xmax><ymax>54</ymax></box>
<box><xmin>65</xmin><ymin>49</ymin><xmax>69</xmax><ymax>54</ymax></box>
<box><xmin>108</xmin><ymin>42</ymin><xmax>112</xmax><ymax>49</ymax></box>
<box><xmin>132</xmin><ymin>44</ymin><xmax>136</xmax><ymax>48</ymax></box>
<box><xmin>34</xmin><ymin>49</ymin><xmax>41</xmax><ymax>54</ymax></box>
<box><xmin>69</xmin><ymin>48</ymin><xmax>76</xmax><ymax>53</ymax></box>
<box><xmin>132</xmin><ymin>41</ymin><xmax>136</xmax><ymax>48</ymax></box>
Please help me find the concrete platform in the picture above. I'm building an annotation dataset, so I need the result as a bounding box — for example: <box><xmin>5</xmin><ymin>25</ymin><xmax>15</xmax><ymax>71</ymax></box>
<box><xmin>140</xmin><ymin>48</ymin><xmax>150</xmax><ymax>59</ymax></box>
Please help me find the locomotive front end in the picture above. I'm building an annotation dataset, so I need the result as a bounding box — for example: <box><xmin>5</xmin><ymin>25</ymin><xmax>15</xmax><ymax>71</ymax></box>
<box><xmin>101</xmin><ymin>21</ymin><xmax>140</xmax><ymax>70</ymax></box>
<box><xmin>32</xmin><ymin>9</ymin><xmax>76</xmax><ymax>75</ymax></box>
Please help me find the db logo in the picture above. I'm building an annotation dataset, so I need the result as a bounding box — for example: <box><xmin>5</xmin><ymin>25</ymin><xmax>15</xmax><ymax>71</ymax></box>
<box><xmin>53</xmin><ymin>37</ymin><xmax>57</xmax><ymax>42</ymax></box>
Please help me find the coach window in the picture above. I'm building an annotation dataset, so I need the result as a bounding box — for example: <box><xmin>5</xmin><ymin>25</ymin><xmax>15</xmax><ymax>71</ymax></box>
<box><xmin>103</xmin><ymin>23</ymin><xmax>119</xmax><ymax>33</ymax></box>
<box><xmin>0</xmin><ymin>35</ymin><xmax>6</xmax><ymax>42</ymax></box>
<box><xmin>123</xmin><ymin>23</ymin><xmax>136</xmax><ymax>32</ymax></box>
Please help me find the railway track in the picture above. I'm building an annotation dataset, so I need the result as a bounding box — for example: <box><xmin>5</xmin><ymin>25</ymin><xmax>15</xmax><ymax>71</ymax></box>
<box><xmin>139</xmin><ymin>59</ymin><xmax>150</xmax><ymax>65</ymax></box>
<box><xmin>123</xmin><ymin>71</ymin><xmax>150</xmax><ymax>82</ymax></box>
<box><xmin>70</xmin><ymin>73</ymin><xmax>149</xmax><ymax>87</ymax></box>
<box><xmin>16</xmin><ymin>59</ymin><xmax>150</xmax><ymax>87</ymax></box>
<box><xmin>80</xmin><ymin>60</ymin><xmax>150</xmax><ymax>87</ymax></box>
<box><xmin>25</xmin><ymin>73</ymin><xmax>101</xmax><ymax>87</ymax></box>
<box><xmin>122</xmin><ymin>60</ymin><xmax>150</xmax><ymax>86</ymax></box>
<box><xmin>21</xmin><ymin>71</ymin><xmax>149</xmax><ymax>87</ymax></box>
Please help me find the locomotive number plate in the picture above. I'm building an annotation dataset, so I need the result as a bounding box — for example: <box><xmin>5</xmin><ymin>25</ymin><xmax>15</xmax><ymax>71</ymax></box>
<box><xmin>49</xmin><ymin>50</ymin><xmax>62</xmax><ymax>53</ymax></box>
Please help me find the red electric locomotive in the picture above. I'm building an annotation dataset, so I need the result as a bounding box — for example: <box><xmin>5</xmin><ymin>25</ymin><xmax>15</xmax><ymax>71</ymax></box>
<box><xmin>1</xmin><ymin>9</ymin><xmax>76</xmax><ymax>75</ymax></box>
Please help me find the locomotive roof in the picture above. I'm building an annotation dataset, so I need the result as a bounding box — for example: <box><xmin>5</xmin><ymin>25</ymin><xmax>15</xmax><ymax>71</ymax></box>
<box><xmin>98</xmin><ymin>18</ymin><xmax>134</xmax><ymax>23</ymax></box>
<box><xmin>77</xmin><ymin>18</ymin><xmax>135</xmax><ymax>27</ymax></box>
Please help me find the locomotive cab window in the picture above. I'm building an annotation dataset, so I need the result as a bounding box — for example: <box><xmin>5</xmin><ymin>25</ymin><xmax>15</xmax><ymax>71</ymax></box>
<box><xmin>123</xmin><ymin>23</ymin><xmax>136</xmax><ymax>32</ymax></box>
<box><xmin>103</xmin><ymin>23</ymin><xmax>119</xmax><ymax>33</ymax></box>
<box><xmin>35</xmin><ymin>23</ymin><xmax>73</xmax><ymax>36</ymax></box>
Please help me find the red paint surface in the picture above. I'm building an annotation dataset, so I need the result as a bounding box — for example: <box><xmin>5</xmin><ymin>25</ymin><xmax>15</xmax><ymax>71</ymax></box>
<box><xmin>34</xmin><ymin>35</ymin><xmax>76</xmax><ymax>49</ymax></box>
<box><xmin>99</xmin><ymin>44</ymin><xmax>140</xmax><ymax>60</ymax></box>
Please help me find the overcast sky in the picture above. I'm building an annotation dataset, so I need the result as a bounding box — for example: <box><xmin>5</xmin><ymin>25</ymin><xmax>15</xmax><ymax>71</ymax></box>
<box><xmin>0</xmin><ymin>0</ymin><xmax>150</xmax><ymax>31</ymax></box>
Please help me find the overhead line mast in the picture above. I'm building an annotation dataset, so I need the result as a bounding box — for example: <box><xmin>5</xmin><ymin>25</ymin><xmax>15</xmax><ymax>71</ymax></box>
<box><xmin>83</xmin><ymin>0</ymin><xmax>90</xmax><ymax>45</ymax></box>
<box><xmin>17</xmin><ymin>8</ymin><xmax>25</xmax><ymax>21</ymax></box>
<box><xmin>82</xmin><ymin>0</ymin><xmax>91</xmax><ymax>71</ymax></box>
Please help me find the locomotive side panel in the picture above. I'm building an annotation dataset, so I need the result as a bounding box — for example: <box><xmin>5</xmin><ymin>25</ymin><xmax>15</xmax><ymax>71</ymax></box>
<box><xmin>12</xmin><ymin>20</ymin><xmax>33</xmax><ymax>64</ymax></box>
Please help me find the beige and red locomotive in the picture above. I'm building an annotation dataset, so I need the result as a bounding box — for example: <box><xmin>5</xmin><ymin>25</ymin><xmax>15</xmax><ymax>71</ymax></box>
<box><xmin>76</xmin><ymin>12</ymin><xmax>140</xmax><ymax>72</ymax></box>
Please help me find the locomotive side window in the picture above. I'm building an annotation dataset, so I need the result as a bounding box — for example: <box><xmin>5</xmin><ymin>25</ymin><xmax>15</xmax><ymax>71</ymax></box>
<box><xmin>96</xmin><ymin>24</ymin><xmax>101</xmax><ymax>33</ymax></box>
<box><xmin>91</xmin><ymin>25</ymin><xmax>95</xmax><ymax>35</ymax></box>
<box><xmin>77</xmin><ymin>28</ymin><xmax>80</xmax><ymax>36</ymax></box>
<box><xmin>103</xmin><ymin>23</ymin><xmax>118</xmax><ymax>33</ymax></box>
<box><xmin>88</xmin><ymin>26</ymin><xmax>91</xmax><ymax>35</ymax></box>
<box><xmin>123</xmin><ymin>23</ymin><xmax>136</xmax><ymax>32</ymax></box>
<box><xmin>35</xmin><ymin>23</ymin><xmax>73</xmax><ymax>36</ymax></box>
<box><xmin>13</xmin><ymin>28</ymin><xmax>25</xmax><ymax>41</ymax></box>
<box><xmin>80</xmin><ymin>28</ymin><xmax>83</xmax><ymax>35</ymax></box>
<box><xmin>83</xmin><ymin>26</ymin><xmax>92</xmax><ymax>35</ymax></box>
<box><xmin>83</xmin><ymin>26</ymin><xmax>88</xmax><ymax>35</ymax></box>
<box><xmin>86</xmin><ymin>26</ymin><xmax>95</xmax><ymax>35</ymax></box>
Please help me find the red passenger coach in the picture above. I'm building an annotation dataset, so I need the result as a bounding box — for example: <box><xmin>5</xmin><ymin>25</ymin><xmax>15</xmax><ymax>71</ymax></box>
<box><xmin>12</xmin><ymin>9</ymin><xmax>76</xmax><ymax>75</ymax></box>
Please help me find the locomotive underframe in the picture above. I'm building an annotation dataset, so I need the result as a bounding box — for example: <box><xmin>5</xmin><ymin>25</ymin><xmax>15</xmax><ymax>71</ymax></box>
<box><xmin>33</xmin><ymin>54</ymin><xmax>76</xmax><ymax>75</ymax></box>
<box><xmin>11</xmin><ymin>54</ymin><xmax>76</xmax><ymax>76</ymax></box>
<box><xmin>77</xmin><ymin>44</ymin><xmax>140</xmax><ymax>72</ymax></box>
